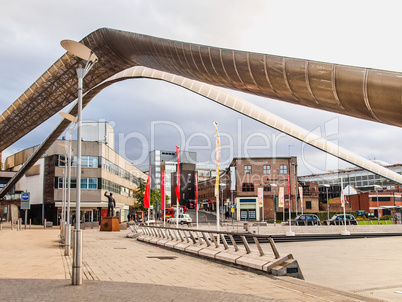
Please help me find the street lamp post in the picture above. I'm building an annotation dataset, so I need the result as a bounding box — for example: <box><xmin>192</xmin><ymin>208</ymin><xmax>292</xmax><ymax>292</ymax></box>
<box><xmin>220</xmin><ymin>183</ymin><xmax>226</xmax><ymax>226</ymax></box>
<box><xmin>58</xmin><ymin>115</ymin><xmax>77</xmax><ymax>257</ymax></box>
<box><xmin>61</xmin><ymin>40</ymin><xmax>97</xmax><ymax>286</ymax></box>
<box><xmin>374</xmin><ymin>185</ymin><xmax>382</xmax><ymax>225</ymax></box>
<box><xmin>323</xmin><ymin>184</ymin><xmax>330</xmax><ymax>221</ymax></box>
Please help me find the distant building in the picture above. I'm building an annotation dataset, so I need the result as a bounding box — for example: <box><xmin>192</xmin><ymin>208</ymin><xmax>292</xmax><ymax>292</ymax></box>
<box><xmin>0</xmin><ymin>171</ymin><xmax>17</xmax><ymax>222</ymax></box>
<box><xmin>348</xmin><ymin>188</ymin><xmax>402</xmax><ymax>217</ymax></box>
<box><xmin>299</xmin><ymin>161</ymin><xmax>402</xmax><ymax>190</ymax></box>
<box><xmin>198</xmin><ymin>157</ymin><xmax>317</xmax><ymax>221</ymax></box>
<box><xmin>3</xmin><ymin>123</ymin><xmax>147</xmax><ymax>225</ymax></box>
<box><xmin>171</xmin><ymin>163</ymin><xmax>196</xmax><ymax>209</ymax></box>
<box><xmin>149</xmin><ymin>150</ymin><xmax>197</xmax><ymax>209</ymax></box>
<box><xmin>298</xmin><ymin>161</ymin><xmax>402</xmax><ymax>212</ymax></box>
<box><xmin>196</xmin><ymin>163</ymin><xmax>219</xmax><ymax>181</ymax></box>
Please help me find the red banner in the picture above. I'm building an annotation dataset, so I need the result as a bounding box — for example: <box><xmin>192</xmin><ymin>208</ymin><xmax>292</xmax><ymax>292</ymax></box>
<box><xmin>161</xmin><ymin>170</ymin><xmax>165</xmax><ymax>210</ymax></box>
<box><xmin>176</xmin><ymin>146</ymin><xmax>180</xmax><ymax>205</ymax></box>
<box><xmin>144</xmin><ymin>167</ymin><xmax>151</xmax><ymax>208</ymax></box>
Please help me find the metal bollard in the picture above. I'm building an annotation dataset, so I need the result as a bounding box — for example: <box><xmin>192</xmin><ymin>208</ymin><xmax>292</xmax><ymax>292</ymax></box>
<box><xmin>65</xmin><ymin>223</ymin><xmax>71</xmax><ymax>256</ymax></box>
<box><xmin>72</xmin><ymin>229</ymin><xmax>83</xmax><ymax>285</ymax></box>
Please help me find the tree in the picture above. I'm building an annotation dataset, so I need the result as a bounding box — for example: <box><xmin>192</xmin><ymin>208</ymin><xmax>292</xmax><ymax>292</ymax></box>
<box><xmin>131</xmin><ymin>180</ymin><xmax>169</xmax><ymax>213</ymax></box>
<box><xmin>132</xmin><ymin>179</ymin><xmax>146</xmax><ymax>212</ymax></box>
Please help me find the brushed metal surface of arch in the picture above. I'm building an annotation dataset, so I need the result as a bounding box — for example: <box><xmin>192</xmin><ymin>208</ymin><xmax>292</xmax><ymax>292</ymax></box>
<box><xmin>2</xmin><ymin>65</ymin><xmax>401</xmax><ymax>198</ymax></box>
<box><xmin>1</xmin><ymin>28</ymin><xmax>401</xmax><ymax>153</ymax></box>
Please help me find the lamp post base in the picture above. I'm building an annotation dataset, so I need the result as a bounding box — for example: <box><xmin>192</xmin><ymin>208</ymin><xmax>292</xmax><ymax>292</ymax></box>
<box><xmin>64</xmin><ymin>223</ymin><xmax>71</xmax><ymax>256</ymax></box>
<box><xmin>341</xmin><ymin>230</ymin><xmax>351</xmax><ymax>236</ymax></box>
<box><xmin>286</xmin><ymin>231</ymin><xmax>295</xmax><ymax>236</ymax></box>
<box><xmin>72</xmin><ymin>229</ymin><xmax>82</xmax><ymax>285</ymax></box>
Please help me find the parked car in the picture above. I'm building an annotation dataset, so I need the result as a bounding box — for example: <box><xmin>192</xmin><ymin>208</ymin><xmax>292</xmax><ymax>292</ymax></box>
<box><xmin>167</xmin><ymin>214</ymin><xmax>192</xmax><ymax>225</ymax></box>
<box><xmin>324</xmin><ymin>214</ymin><xmax>357</xmax><ymax>225</ymax></box>
<box><xmin>289</xmin><ymin>214</ymin><xmax>321</xmax><ymax>226</ymax></box>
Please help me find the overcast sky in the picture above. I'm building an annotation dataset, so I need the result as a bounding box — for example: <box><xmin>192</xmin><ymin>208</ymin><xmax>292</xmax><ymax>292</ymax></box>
<box><xmin>1</xmin><ymin>0</ymin><xmax>401</xmax><ymax>175</ymax></box>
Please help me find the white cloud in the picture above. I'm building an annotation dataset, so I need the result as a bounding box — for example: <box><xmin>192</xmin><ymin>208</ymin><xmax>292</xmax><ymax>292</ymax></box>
<box><xmin>1</xmin><ymin>0</ymin><xmax>402</xmax><ymax>175</ymax></box>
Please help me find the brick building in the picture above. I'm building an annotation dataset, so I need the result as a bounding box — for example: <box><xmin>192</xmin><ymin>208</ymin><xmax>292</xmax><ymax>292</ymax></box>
<box><xmin>198</xmin><ymin>157</ymin><xmax>318</xmax><ymax>221</ymax></box>
<box><xmin>349</xmin><ymin>189</ymin><xmax>402</xmax><ymax>217</ymax></box>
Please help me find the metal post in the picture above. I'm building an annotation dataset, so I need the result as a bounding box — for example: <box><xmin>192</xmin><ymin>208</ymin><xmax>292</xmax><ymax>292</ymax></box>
<box><xmin>273</xmin><ymin>187</ymin><xmax>276</xmax><ymax>226</ymax></box>
<box><xmin>72</xmin><ymin>68</ymin><xmax>84</xmax><ymax>285</ymax></box>
<box><xmin>326</xmin><ymin>187</ymin><xmax>329</xmax><ymax>221</ymax></box>
<box><xmin>65</xmin><ymin>132</ymin><xmax>72</xmax><ymax>256</ymax></box>
<box><xmin>42</xmin><ymin>154</ymin><xmax>46</xmax><ymax>225</ymax></box>
<box><xmin>72</xmin><ymin>229</ymin><xmax>82</xmax><ymax>285</ymax></box>
<box><xmin>294</xmin><ymin>163</ymin><xmax>298</xmax><ymax>216</ymax></box>
<box><xmin>377</xmin><ymin>189</ymin><xmax>380</xmax><ymax>225</ymax></box>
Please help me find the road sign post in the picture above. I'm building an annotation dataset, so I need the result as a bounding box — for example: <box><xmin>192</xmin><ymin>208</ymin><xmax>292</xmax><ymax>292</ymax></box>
<box><xmin>21</xmin><ymin>192</ymin><xmax>30</xmax><ymax>229</ymax></box>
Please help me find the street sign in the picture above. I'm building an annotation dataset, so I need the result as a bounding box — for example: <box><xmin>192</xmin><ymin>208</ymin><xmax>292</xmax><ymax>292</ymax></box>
<box><xmin>21</xmin><ymin>192</ymin><xmax>30</xmax><ymax>202</ymax></box>
<box><xmin>21</xmin><ymin>192</ymin><xmax>30</xmax><ymax>210</ymax></box>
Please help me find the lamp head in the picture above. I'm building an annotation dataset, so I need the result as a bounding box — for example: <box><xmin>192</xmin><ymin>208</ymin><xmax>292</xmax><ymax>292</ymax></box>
<box><xmin>59</xmin><ymin>112</ymin><xmax>78</xmax><ymax>123</ymax></box>
<box><xmin>61</xmin><ymin>40</ymin><xmax>98</xmax><ymax>63</ymax></box>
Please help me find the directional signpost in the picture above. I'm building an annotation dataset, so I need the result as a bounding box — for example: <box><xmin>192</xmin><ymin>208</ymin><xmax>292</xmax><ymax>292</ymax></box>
<box><xmin>21</xmin><ymin>192</ymin><xmax>30</xmax><ymax>229</ymax></box>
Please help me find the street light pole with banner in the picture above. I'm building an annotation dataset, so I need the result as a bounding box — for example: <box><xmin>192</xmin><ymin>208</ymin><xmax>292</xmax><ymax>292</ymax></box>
<box><xmin>258</xmin><ymin>187</ymin><xmax>264</xmax><ymax>221</ymax></box>
<box><xmin>298</xmin><ymin>186</ymin><xmax>303</xmax><ymax>215</ymax></box>
<box><xmin>213</xmin><ymin>122</ymin><xmax>220</xmax><ymax>233</ymax></box>
<box><xmin>279</xmin><ymin>187</ymin><xmax>284</xmax><ymax>222</ymax></box>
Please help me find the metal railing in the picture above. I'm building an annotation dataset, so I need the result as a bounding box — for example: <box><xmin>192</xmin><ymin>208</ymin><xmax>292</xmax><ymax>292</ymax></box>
<box><xmin>136</xmin><ymin>225</ymin><xmax>280</xmax><ymax>259</ymax></box>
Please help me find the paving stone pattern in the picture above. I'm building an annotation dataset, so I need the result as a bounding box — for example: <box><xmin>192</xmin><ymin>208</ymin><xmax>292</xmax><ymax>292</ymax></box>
<box><xmin>0</xmin><ymin>225</ymin><xmax>383</xmax><ymax>301</ymax></box>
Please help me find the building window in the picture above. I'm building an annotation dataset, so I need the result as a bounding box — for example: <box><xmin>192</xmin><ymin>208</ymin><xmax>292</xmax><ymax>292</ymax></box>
<box><xmin>57</xmin><ymin>155</ymin><xmax>66</xmax><ymax>167</ymax></box>
<box><xmin>280</xmin><ymin>165</ymin><xmax>287</xmax><ymax>174</ymax></box>
<box><xmin>244</xmin><ymin>165</ymin><xmax>251</xmax><ymax>175</ymax></box>
<box><xmin>79</xmin><ymin>178</ymin><xmax>98</xmax><ymax>189</ymax></box>
<box><xmin>263</xmin><ymin>183</ymin><xmax>271</xmax><ymax>192</ymax></box>
<box><xmin>242</xmin><ymin>183</ymin><xmax>254</xmax><ymax>192</ymax></box>
<box><xmin>306</xmin><ymin>201</ymin><xmax>312</xmax><ymax>209</ymax></box>
<box><xmin>263</xmin><ymin>165</ymin><xmax>270</xmax><ymax>175</ymax></box>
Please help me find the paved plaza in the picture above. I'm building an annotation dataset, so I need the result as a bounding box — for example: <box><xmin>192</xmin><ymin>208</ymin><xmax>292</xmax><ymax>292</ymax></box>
<box><xmin>0</xmin><ymin>224</ymin><xmax>398</xmax><ymax>301</ymax></box>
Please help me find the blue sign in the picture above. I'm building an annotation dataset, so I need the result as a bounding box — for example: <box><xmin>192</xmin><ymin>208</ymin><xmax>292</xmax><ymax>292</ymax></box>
<box><xmin>21</xmin><ymin>192</ymin><xmax>30</xmax><ymax>201</ymax></box>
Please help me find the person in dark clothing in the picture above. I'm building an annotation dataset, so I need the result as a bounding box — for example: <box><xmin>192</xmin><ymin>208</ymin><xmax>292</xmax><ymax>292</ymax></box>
<box><xmin>104</xmin><ymin>191</ymin><xmax>116</xmax><ymax>217</ymax></box>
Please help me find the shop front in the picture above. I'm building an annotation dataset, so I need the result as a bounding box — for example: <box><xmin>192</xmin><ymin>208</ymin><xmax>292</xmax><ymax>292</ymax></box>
<box><xmin>236</xmin><ymin>197</ymin><xmax>259</xmax><ymax>221</ymax></box>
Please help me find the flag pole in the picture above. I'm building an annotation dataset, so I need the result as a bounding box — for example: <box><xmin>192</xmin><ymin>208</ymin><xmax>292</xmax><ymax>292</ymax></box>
<box><xmin>341</xmin><ymin>176</ymin><xmax>350</xmax><ymax>235</ymax></box>
<box><xmin>176</xmin><ymin>146</ymin><xmax>180</xmax><ymax>228</ymax></box>
<box><xmin>213</xmin><ymin>122</ymin><xmax>221</xmax><ymax>237</ymax></box>
<box><xmin>286</xmin><ymin>174</ymin><xmax>295</xmax><ymax>236</ymax></box>
<box><xmin>161</xmin><ymin>170</ymin><xmax>165</xmax><ymax>227</ymax></box>
<box><xmin>195</xmin><ymin>173</ymin><xmax>199</xmax><ymax>229</ymax></box>
<box><xmin>144</xmin><ymin>166</ymin><xmax>151</xmax><ymax>226</ymax></box>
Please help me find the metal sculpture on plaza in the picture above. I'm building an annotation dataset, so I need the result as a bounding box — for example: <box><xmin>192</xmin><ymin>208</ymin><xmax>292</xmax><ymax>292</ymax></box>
<box><xmin>1</xmin><ymin>27</ymin><xmax>402</xmax><ymax>198</ymax></box>
<box><xmin>104</xmin><ymin>191</ymin><xmax>116</xmax><ymax>217</ymax></box>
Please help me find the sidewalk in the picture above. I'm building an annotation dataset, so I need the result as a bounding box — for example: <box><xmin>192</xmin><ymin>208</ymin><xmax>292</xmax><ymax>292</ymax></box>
<box><xmin>0</xmin><ymin>225</ymin><xmax>382</xmax><ymax>301</ymax></box>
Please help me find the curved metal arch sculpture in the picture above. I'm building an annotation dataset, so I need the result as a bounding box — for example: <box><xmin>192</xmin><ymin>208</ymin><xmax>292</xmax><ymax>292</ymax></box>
<box><xmin>2</xmin><ymin>65</ymin><xmax>402</xmax><ymax>198</ymax></box>
<box><xmin>1</xmin><ymin>27</ymin><xmax>402</xmax><ymax>153</ymax></box>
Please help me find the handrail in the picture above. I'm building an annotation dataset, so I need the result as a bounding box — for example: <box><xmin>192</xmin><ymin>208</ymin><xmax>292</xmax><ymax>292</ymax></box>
<box><xmin>138</xmin><ymin>225</ymin><xmax>281</xmax><ymax>259</ymax></box>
